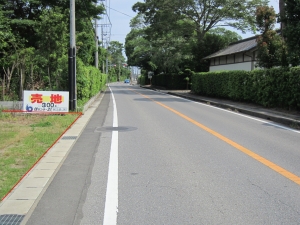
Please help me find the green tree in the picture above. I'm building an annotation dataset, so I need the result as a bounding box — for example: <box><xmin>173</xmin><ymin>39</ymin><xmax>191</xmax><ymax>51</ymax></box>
<box><xmin>283</xmin><ymin>0</ymin><xmax>300</xmax><ymax>66</ymax></box>
<box><xmin>0</xmin><ymin>9</ymin><xmax>22</xmax><ymax>99</ymax></box>
<box><xmin>17</xmin><ymin>47</ymin><xmax>34</xmax><ymax>99</ymax></box>
<box><xmin>126</xmin><ymin>14</ymin><xmax>196</xmax><ymax>73</ymax></box>
<box><xmin>0</xmin><ymin>1</ymin><xmax>105</xmax><ymax>100</ymax></box>
<box><xmin>133</xmin><ymin>0</ymin><xmax>268</xmax><ymax>71</ymax></box>
<box><xmin>256</xmin><ymin>6</ymin><xmax>287</xmax><ymax>68</ymax></box>
<box><xmin>108</xmin><ymin>41</ymin><xmax>125</xmax><ymax>65</ymax></box>
<box><xmin>197</xmin><ymin>28</ymin><xmax>242</xmax><ymax>71</ymax></box>
<box><xmin>76</xmin><ymin>21</ymin><xmax>97</xmax><ymax>67</ymax></box>
<box><xmin>0</xmin><ymin>0</ymin><xmax>43</xmax><ymax>48</ymax></box>
<box><xmin>107</xmin><ymin>41</ymin><xmax>127</xmax><ymax>81</ymax></box>
<box><xmin>125</xmin><ymin>14</ymin><xmax>241</xmax><ymax>73</ymax></box>
<box><xmin>35</xmin><ymin>8</ymin><xmax>69</xmax><ymax>90</ymax></box>
<box><xmin>149</xmin><ymin>19</ymin><xmax>195</xmax><ymax>74</ymax></box>
<box><xmin>125</xmin><ymin>15</ymin><xmax>153</xmax><ymax>71</ymax></box>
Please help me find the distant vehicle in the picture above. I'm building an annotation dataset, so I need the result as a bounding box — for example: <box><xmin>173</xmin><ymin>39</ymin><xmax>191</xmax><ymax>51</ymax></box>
<box><xmin>124</xmin><ymin>79</ymin><xmax>130</xmax><ymax>83</ymax></box>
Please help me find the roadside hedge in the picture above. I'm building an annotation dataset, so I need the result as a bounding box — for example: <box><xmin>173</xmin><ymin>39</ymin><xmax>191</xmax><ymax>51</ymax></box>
<box><xmin>191</xmin><ymin>67</ymin><xmax>300</xmax><ymax>109</ymax></box>
<box><xmin>76</xmin><ymin>58</ymin><xmax>107</xmax><ymax>108</ymax></box>
<box><xmin>152</xmin><ymin>73</ymin><xmax>190</xmax><ymax>90</ymax></box>
<box><xmin>138</xmin><ymin>75</ymin><xmax>147</xmax><ymax>85</ymax></box>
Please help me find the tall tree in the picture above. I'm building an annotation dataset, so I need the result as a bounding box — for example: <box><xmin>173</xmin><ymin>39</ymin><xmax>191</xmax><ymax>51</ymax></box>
<box><xmin>107</xmin><ymin>41</ymin><xmax>125</xmax><ymax>65</ymax></box>
<box><xmin>126</xmin><ymin>13</ymin><xmax>196</xmax><ymax>73</ymax></box>
<box><xmin>125</xmin><ymin>14</ymin><xmax>152</xmax><ymax>70</ymax></box>
<box><xmin>0</xmin><ymin>0</ymin><xmax>104</xmax><ymax>49</ymax></box>
<box><xmin>279</xmin><ymin>0</ymin><xmax>286</xmax><ymax>33</ymax></box>
<box><xmin>283</xmin><ymin>0</ymin><xmax>300</xmax><ymax>66</ymax></box>
<box><xmin>17</xmin><ymin>47</ymin><xmax>35</xmax><ymax>99</ymax></box>
<box><xmin>0</xmin><ymin>0</ymin><xmax>105</xmax><ymax>100</ymax></box>
<box><xmin>125</xmin><ymin>28</ymin><xmax>153</xmax><ymax>71</ymax></box>
<box><xmin>0</xmin><ymin>9</ymin><xmax>21</xmax><ymax>99</ymax></box>
<box><xmin>133</xmin><ymin>0</ymin><xmax>268</xmax><ymax>71</ymax></box>
<box><xmin>256</xmin><ymin>6</ymin><xmax>287</xmax><ymax>68</ymax></box>
<box><xmin>0</xmin><ymin>0</ymin><xmax>43</xmax><ymax>47</ymax></box>
<box><xmin>197</xmin><ymin>28</ymin><xmax>242</xmax><ymax>71</ymax></box>
<box><xmin>35</xmin><ymin>7</ymin><xmax>69</xmax><ymax>90</ymax></box>
<box><xmin>107</xmin><ymin>41</ymin><xmax>126</xmax><ymax>81</ymax></box>
<box><xmin>125</xmin><ymin>14</ymin><xmax>241</xmax><ymax>73</ymax></box>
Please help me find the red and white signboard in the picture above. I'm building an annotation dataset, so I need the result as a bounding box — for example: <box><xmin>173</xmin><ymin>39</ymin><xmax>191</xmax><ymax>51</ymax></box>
<box><xmin>23</xmin><ymin>91</ymin><xmax>69</xmax><ymax>112</ymax></box>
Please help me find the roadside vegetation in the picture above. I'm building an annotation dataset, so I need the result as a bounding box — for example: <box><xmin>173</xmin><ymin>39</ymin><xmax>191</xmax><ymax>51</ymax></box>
<box><xmin>0</xmin><ymin>1</ymin><xmax>128</xmax><ymax>103</ymax></box>
<box><xmin>127</xmin><ymin>0</ymin><xmax>300</xmax><ymax>74</ymax></box>
<box><xmin>0</xmin><ymin>111</ymin><xmax>79</xmax><ymax>200</ymax></box>
<box><xmin>0</xmin><ymin>0</ymin><xmax>128</xmax><ymax>201</ymax></box>
<box><xmin>129</xmin><ymin>0</ymin><xmax>300</xmax><ymax>111</ymax></box>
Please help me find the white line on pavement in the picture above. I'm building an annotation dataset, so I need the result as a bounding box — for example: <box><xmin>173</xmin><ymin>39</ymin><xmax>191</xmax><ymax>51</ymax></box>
<box><xmin>145</xmin><ymin>88</ymin><xmax>300</xmax><ymax>134</ymax></box>
<box><xmin>103</xmin><ymin>87</ymin><xmax>118</xmax><ymax>225</ymax></box>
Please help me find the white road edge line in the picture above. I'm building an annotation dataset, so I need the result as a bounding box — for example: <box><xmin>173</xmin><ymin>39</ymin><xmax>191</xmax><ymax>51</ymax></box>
<box><xmin>192</xmin><ymin>99</ymin><xmax>300</xmax><ymax>134</ymax></box>
<box><xmin>103</xmin><ymin>87</ymin><xmax>118</xmax><ymax>225</ymax></box>
<box><xmin>143</xmin><ymin>88</ymin><xmax>300</xmax><ymax>134</ymax></box>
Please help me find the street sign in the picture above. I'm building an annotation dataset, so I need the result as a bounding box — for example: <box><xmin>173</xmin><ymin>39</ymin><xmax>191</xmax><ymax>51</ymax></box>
<box><xmin>148</xmin><ymin>71</ymin><xmax>154</xmax><ymax>79</ymax></box>
<box><xmin>23</xmin><ymin>91</ymin><xmax>69</xmax><ymax>112</ymax></box>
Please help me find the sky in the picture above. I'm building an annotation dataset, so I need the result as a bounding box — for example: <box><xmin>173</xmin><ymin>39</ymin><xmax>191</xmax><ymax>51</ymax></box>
<box><xmin>98</xmin><ymin>0</ymin><xmax>280</xmax><ymax>49</ymax></box>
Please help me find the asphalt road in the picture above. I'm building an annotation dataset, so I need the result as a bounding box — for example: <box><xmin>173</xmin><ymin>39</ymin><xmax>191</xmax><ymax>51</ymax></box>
<box><xmin>25</xmin><ymin>83</ymin><xmax>300</xmax><ymax>225</ymax></box>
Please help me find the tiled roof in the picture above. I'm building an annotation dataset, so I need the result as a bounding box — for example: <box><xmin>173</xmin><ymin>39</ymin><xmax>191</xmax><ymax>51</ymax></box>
<box><xmin>203</xmin><ymin>35</ymin><xmax>258</xmax><ymax>59</ymax></box>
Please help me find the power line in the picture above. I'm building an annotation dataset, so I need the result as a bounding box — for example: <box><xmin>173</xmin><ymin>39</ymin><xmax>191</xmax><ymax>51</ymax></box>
<box><xmin>106</xmin><ymin>6</ymin><xmax>134</xmax><ymax>18</ymax></box>
<box><xmin>98</xmin><ymin>0</ymin><xmax>112</xmax><ymax>44</ymax></box>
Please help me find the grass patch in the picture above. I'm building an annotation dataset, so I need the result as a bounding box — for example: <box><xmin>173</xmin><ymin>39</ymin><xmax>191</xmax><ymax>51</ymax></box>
<box><xmin>0</xmin><ymin>113</ymin><xmax>79</xmax><ymax>200</ymax></box>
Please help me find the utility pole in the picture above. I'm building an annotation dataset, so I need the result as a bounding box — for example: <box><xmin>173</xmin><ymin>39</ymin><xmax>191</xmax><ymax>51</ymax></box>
<box><xmin>105</xmin><ymin>43</ymin><xmax>108</xmax><ymax>74</ymax></box>
<box><xmin>118</xmin><ymin>59</ymin><xmax>120</xmax><ymax>82</ymax></box>
<box><xmin>101</xmin><ymin>26</ymin><xmax>105</xmax><ymax>73</ymax></box>
<box><xmin>95</xmin><ymin>18</ymin><xmax>98</xmax><ymax>68</ymax></box>
<box><xmin>69</xmin><ymin>0</ymin><xmax>76</xmax><ymax>111</ymax></box>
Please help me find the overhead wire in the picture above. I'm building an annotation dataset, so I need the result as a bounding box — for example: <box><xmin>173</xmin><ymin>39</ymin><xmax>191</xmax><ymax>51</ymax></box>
<box><xmin>106</xmin><ymin>6</ymin><xmax>134</xmax><ymax>18</ymax></box>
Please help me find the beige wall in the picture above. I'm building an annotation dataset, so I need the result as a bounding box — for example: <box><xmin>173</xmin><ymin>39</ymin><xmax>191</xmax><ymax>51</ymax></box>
<box><xmin>244</xmin><ymin>53</ymin><xmax>252</xmax><ymax>61</ymax></box>
<box><xmin>227</xmin><ymin>55</ymin><xmax>234</xmax><ymax>63</ymax></box>
<box><xmin>210</xmin><ymin>51</ymin><xmax>254</xmax><ymax>66</ymax></box>
<box><xmin>209</xmin><ymin>62</ymin><xmax>252</xmax><ymax>72</ymax></box>
<box><xmin>235</xmin><ymin>53</ymin><xmax>243</xmax><ymax>63</ymax></box>
<box><xmin>253</xmin><ymin>51</ymin><xmax>258</xmax><ymax>60</ymax></box>
<box><xmin>208</xmin><ymin>50</ymin><xmax>258</xmax><ymax>71</ymax></box>
<box><xmin>220</xmin><ymin>56</ymin><xmax>226</xmax><ymax>64</ymax></box>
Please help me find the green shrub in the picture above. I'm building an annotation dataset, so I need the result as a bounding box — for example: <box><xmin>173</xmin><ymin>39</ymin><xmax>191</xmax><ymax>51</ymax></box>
<box><xmin>138</xmin><ymin>75</ymin><xmax>147</xmax><ymax>85</ymax></box>
<box><xmin>191</xmin><ymin>67</ymin><xmax>300</xmax><ymax>110</ymax></box>
<box><xmin>151</xmin><ymin>73</ymin><xmax>191</xmax><ymax>90</ymax></box>
<box><xmin>76</xmin><ymin>58</ymin><xmax>107</xmax><ymax>110</ymax></box>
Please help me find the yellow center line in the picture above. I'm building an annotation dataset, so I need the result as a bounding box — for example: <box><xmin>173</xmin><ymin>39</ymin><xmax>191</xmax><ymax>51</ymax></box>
<box><xmin>131</xmin><ymin>89</ymin><xmax>300</xmax><ymax>185</ymax></box>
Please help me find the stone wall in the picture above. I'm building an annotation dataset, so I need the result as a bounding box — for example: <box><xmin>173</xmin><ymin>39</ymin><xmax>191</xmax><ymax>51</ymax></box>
<box><xmin>0</xmin><ymin>101</ymin><xmax>23</xmax><ymax>110</ymax></box>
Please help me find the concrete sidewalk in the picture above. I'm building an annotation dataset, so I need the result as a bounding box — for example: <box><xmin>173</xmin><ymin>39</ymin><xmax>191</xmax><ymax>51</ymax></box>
<box><xmin>142</xmin><ymin>85</ymin><xmax>300</xmax><ymax>130</ymax></box>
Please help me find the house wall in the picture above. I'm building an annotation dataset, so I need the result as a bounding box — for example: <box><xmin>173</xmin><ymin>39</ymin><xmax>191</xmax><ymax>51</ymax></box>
<box><xmin>253</xmin><ymin>50</ymin><xmax>258</xmax><ymax>60</ymax></box>
<box><xmin>227</xmin><ymin>55</ymin><xmax>234</xmax><ymax>63</ymax></box>
<box><xmin>209</xmin><ymin>62</ymin><xmax>253</xmax><ymax>72</ymax></box>
<box><xmin>244</xmin><ymin>53</ymin><xmax>252</xmax><ymax>61</ymax></box>
<box><xmin>208</xmin><ymin>50</ymin><xmax>258</xmax><ymax>71</ymax></box>
<box><xmin>235</xmin><ymin>53</ymin><xmax>243</xmax><ymax>63</ymax></box>
<box><xmin>220</xmin><ymin>56</ymin><xmax>226</xmax><ymax>64</ymax></box>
